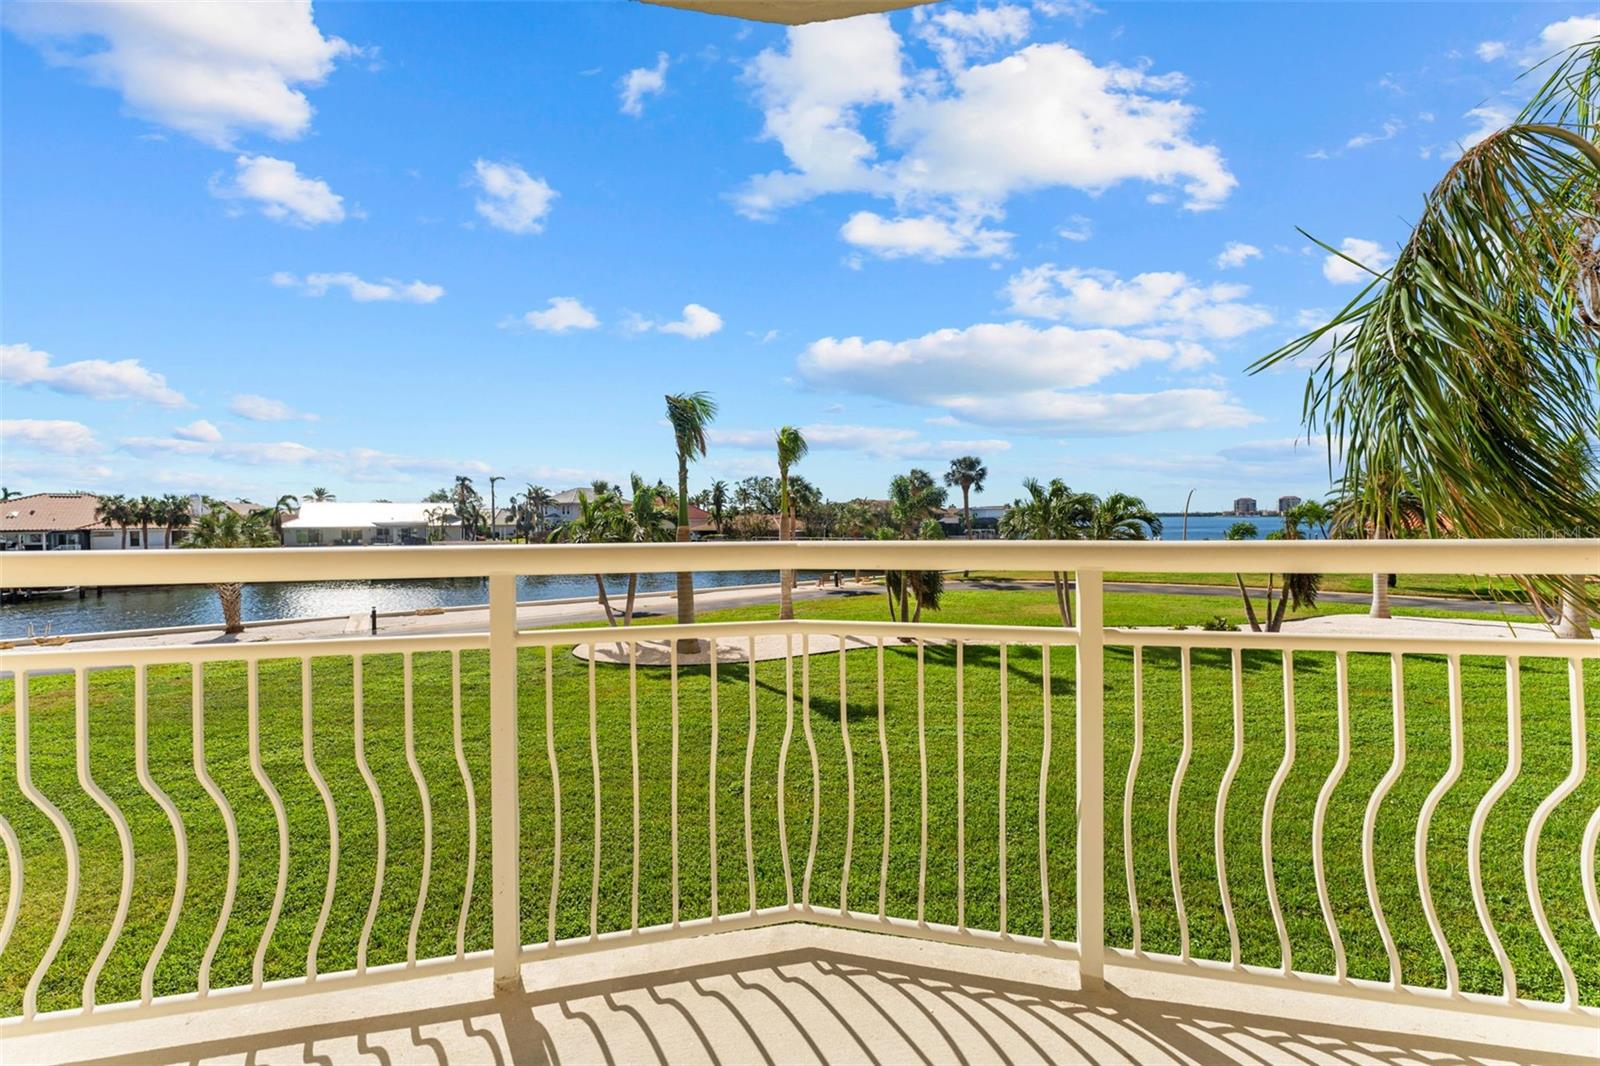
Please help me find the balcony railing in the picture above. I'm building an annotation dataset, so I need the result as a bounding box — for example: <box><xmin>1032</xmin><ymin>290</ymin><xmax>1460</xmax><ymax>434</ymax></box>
<box><xmin>0</xmin><ymin>539</ymin><xmax>1595</xmax><ymax>1040</ymax></box>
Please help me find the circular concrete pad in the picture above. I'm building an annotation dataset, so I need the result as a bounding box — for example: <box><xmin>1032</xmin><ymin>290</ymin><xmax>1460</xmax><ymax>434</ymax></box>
<box><xmin>571</xmin><ymin>632</ymin><xmax>884</xmax><ymax>666</ymax></box>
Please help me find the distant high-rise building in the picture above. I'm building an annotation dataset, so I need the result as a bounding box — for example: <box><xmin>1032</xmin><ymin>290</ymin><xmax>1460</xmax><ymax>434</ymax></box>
<box><xmin>1232</xmin><ymin>497</ymin><xmax>1258</xmax><ymax>516</ymax></box>
<box><xmin>1278</xmin><ymin>495</ymin><xmax>1303</xmax><ymax>513</ymax></box>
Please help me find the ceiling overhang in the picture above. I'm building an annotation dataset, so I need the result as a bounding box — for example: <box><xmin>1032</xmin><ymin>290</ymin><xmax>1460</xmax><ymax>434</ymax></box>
<box><xmin>639</xmin><ymin>0</ymin><xmax>934</xmax><ymax>26</ymax></box>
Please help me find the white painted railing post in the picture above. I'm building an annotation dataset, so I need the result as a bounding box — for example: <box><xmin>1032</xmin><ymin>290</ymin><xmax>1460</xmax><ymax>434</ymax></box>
<box><xmin>489</xmin><ymin>572</ymin><xmax>521</xmax><ymax>993</ymax></box>
<box><xmin>1075</xmin><ymin>567</ymin><xmax>1105</xmax><ymax>990</ymax></box>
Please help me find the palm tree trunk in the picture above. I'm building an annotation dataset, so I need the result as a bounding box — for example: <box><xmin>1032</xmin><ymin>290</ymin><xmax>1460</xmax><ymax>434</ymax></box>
<box><xmin>216</xmin><ymin>583</ymin><xmax>244</xmax><ymax>635</ymax></box>
<box><xmin>1555</xmin><ymin>585</ymin><xmax>1593</xmax><ymax>639</ymax></box>
<box><xmin>1269</xmin><ymin>586</ymin><xmax>1292</xmax><ymax>632</ymax></box>
<box><xmin>594</xmin><ymin>574</ymin><xmax>617</xmax><ymax>626</ymax></box>
<box><xmin>142</xmin><ymin>523</ymin><xmax>150</xmax><ymax>549</ymax></box>
<box><xmin>912</xmin><ymin>593</ymin><xmax>923</xmax><ymax>623</ymax></box>
<box><xmin>1234</xmin><ymin>574</ymin><xmax>1262</xmax><ymax>632</ymax></box>
<box><xmin>623</xmin><ymin>574</ymin><xmax>638</xmax><ymax>626</ymax></box>
<box><xmin>676</xmin><ymin>457</ymin><xmax>698</xmax><ymax>653</ymax></box>
<box><xmin>779</xmin><ymin>510</ymin><xmax>795</xmax><ymax>621</ymax></box>
<box><xmin>1052</xmin><ymin>572</ymin><xmax>1075</xmax><ymax>627</ymax></box>
<box><xmin>885</xmin><ymin>576</ymin><xmax>898</xmax><ymax>622</ymax></box>
<box><xmin>1370</xmin><ymin>574</ymin><xmax>1391</xmax><ymax>618</ymax></box>
<box><xmin>899</xmin><ymin>577</ymin><xmax>910</xmax><ymax>624</ymax></box>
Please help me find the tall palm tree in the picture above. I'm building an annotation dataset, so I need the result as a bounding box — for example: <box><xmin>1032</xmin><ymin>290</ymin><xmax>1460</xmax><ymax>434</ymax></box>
<box><xmin>183</xmin><ymin>504</ymin><xmax>278</xmax><ymax>634</ymax></box>
<box><xmin>131</xmin><ymin>495</ymin><xmax>158</xmax><ymax>549</ymax></box>
<box><xmin>944</xmin><ymin>456</ymin><xmax>988</xmax><ymax>535</ymax></box>
<box><xmin>775</xmin><ymin>426</ymin><xmax>809</xmax><ymax>620</ymax></box>
<box><xmin>620</xmin><ymin>474</ymin><xmax>677</xmax><ymax>625</ymax></box>
<box><xmin>1224</xmin><ymin>520</ymin><xmax>1263</xmax><ymax>631</ymax></box>
<box><xmin>487</xmin><ymin>475</ymin><xmax>504</xmax><ymax>540</ymax></box>
<box><xmin>709</xmin><ymin>480</ymin><xmax>729</xmax><ymax>534</ymax></box>
<box><xmin>161</xmin><ymin>493</ymin><xmax>191</xmax><ymax>547</ymax></box>
<box><xmin>999</xmin><ymin>478</ymin><xmax>1093</xmax><ymax>626</ymax></box>
<box><xmin>1086</xmin><ymin>492</ymin><xmax>1163</xmax><ymax>540</ymax></box>
<box><xmin>1254</xmin><ymin>39</ymin><xmax>1600</xmax><ymax>637</ymax></box>
<box><xmin>93</xmin><ymin>494</ymin><xmax>127</xmax><ymax>549</ymax></box>
<box><xmin>553</xmin><ymin>489</ymin><xmax>627</xmax><ymax>625</ymax></box>
<box><xmin>307</xmin><ymin>487</ymin><xmax>336</xmax><ymax>502</ymax></box>
<box><xmin>453</xmin><ymin>476</ymin><xmax>477</xmax><ymax>541</ymax></box>
<box><xmin>522</xmin><ymin>484</ymin><xmax>553</xmax><ymax>535</ymax></box>
<box><xmin>665</xmin><ymin>391</ymin><xmax>717</xmax><ymax>651</ymax></box>
<box><xmin>883</xmin><ymin>469</ymin><xmax>948</xmax><ymax>622</ymax></box>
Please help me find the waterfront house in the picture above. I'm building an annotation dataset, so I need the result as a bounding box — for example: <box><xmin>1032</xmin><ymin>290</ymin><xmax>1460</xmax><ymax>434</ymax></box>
<box><xmin>0</xmin><ymin>492</ymin><xmax>254</xmax><ymax>550</ymax></box>
<box><xmin>281</xmin><ymin>500</ymin><xmax>461</xmax><ymax>546</ymax></box>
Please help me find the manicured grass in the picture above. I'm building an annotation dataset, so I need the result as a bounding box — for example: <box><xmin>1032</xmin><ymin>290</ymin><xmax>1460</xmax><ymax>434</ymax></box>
<box><xmin>1</xmin><ymin>587</ymin><xmax>1595</xmax><ymax>1017</ymax></box>
<box><xmin>959</xmin><ymin>570</ymin><xmax>1533</xmax><ymax>603</ymax></box>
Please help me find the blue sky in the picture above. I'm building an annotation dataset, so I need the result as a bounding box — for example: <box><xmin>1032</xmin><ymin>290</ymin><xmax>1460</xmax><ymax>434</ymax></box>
<box><xmin>2</xmin><ymin>1</ymin><xmax>1595</xmax><ymax>511</ymax></box>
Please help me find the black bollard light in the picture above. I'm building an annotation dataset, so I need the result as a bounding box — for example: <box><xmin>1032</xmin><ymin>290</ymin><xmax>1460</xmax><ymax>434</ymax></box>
<box><xmin>371</xmin><ymin>606</ymin><xmax>378</xmax><ymax>635</ymax></box>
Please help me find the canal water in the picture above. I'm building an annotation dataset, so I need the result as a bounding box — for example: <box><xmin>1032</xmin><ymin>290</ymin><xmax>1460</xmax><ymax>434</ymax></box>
<box><xmin>1</xmin><ymin>570</ymin><xmax>817</xmax><ymax>638</ymax></box>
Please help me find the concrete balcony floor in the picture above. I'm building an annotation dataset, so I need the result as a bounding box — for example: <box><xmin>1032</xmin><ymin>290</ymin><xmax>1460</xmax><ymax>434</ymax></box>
<box><xmin>12</xmin><ymin>925</ymin><xmax>1596</xmax><ymax>1066</ymax></box>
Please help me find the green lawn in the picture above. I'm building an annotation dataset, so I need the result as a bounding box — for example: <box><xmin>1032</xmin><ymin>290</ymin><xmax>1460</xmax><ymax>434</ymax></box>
<box><xmin>957</xmin><ymin>570</ymin><xmax>1535</xmax><ymax>603</ymax></box>
<box><xmin>1</xmin><ymin>586</ymin><xmax>1595</xmax><ymax>1017</ymax></box>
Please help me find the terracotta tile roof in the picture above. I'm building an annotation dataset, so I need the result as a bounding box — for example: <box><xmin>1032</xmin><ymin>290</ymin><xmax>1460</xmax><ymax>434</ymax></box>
<box><xmin>0</xmin><ymin>492</ymin><xmax>106</xmax><ymax>531</ymax></box>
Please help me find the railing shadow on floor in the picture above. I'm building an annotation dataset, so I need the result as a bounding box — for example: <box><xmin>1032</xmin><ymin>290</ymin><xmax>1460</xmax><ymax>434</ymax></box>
<box><xmin>59</xmin><ymin>945</ymin><xmax>1592</xmax><ymax>1066</ymax></box>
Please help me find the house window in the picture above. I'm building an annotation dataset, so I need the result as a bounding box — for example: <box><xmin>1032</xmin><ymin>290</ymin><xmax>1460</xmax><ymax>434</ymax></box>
<box><xmin>296</xmin><ymin>530</ymin><xmax>322</xmax><ymax>546</ymax></box>
<box><xmin>128</xmin><ymin>531</ymin><xmax>141</xmax><ymax>547</ymax></box>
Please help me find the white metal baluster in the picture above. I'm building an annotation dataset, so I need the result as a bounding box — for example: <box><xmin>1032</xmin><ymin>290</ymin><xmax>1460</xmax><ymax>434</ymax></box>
<box><xmin>1469</xmin><ymin>656</ymin><xmax>1521</xmax><ymax>1000</ymax></box>
<box><xmin>1583</xmin><ymin>802</ymin><xmax>1600</xmax><ymax>944</ymax></box>
<box><xmin>354</xmin><ymin>656</ymin><xmax>385</xmax><ymax>975</ymax></box>
<box><xmin>195</xmin><ymin>664</ymin><xmax>238</xmax><ymax>998</ymax></box>
<box><xmin>592</xmin><ymin>644</ymin><xmax>603</xmax><ymax>939</ymax></box>
<box><xmin>709</xmin><ymin>639</ymin><xmax>720</xmax><ymax>921</ymax></box>
<box><xmin>956</xmin><ymin>639</ymin><xmax>966</xmax><ymax>932</ymax></box>
<box><xmin>16</xmin><ymin>673</ymin><xmax>77</xmax><ymax>1021</ymax></box>
<box><xmin>249</xmin><ymin>662</ymin><xmax>290</xmax><ymax>990</ymax></box>
<box><xmin>1263</xmin><ymin>650</ymin><xmax>1295</xmax><ymax>975</ymax></box>
<box><xmin>778</xmin><ymin>635</ymin><xmax>795</xmax><ymax>908</ymax></box>
<box><xmin>1416</xmin><ymin>654</ymin><xmax>1464</xmax><ymax>996</ymax></box>
<box><xmin>802</xmin><ymin>634</ymin><xmax>821</xmax><ymax>909</ymax></box>
<box><xmin>546</xmin><ymin>646</ymin><xmax>561</xmax><ymax>945</ymax></box>
<box><xmin>77</xmin><ymin>668</ymin><xmax>133</xmax><ymax>1013</ymax></box>
<box><xmin>630</xmin><ymin>641</ymin><xmax>641</xmax><ymax>932</ymax></box>
<box><xmin>668</xmin><ymin>641</ymin><xmax>680</xmax><ymax>928</ymax></box>
<box><xmin>877</xmin><ymin>637</ymin><xmax>890</xmax><ymax>922</ymax></box>
<box><xmin>1313</xmin><ymin>652</ymin><xmax>1351</xmax><ymax>982</ymax></box>
<box><xmin>0</xmin><ymin>813</ymin><xmax>17</xmax><ymax>960</ymax></box>
<box><xmin>403</xmin><ymin>654</ymin><xmax>433</xmax><ymax>967</ymax></box>
<box><xmin>999</xmin><ymin>642</ymin><xmax>1009</xmax><ymax>937</ymax></box>
<box><xmin>450</xmin><ymin>651</ymin><xmax>476</xmax><ymax>961</ymax></box>
<box><xmin>1216</xmin><ymin>648</ymin><xmax>1245</xmax><ymax>969</ymax></box>
<box><xmin>1124</xmin><ymin>646</ymin><xmax>1143</xmax><ymax>956</ymax></box>
<box><xmin>744</xmin><ymin>636</ymin><xmax>758</xmax><ymax>915</ymax></box>
<box><xmin>1076</xmin><ymin>568</ymin><xmax>1105</xmax><ymax>986</ymax></box>
<box><xmin>1364</xmin><ymin>653</ymin><xmax>1405</xmax><ymax>989</ymax></box>
<box><xmin>839</xmin><ymin>632</ymin><xmax>854</xmax><ymax>916</ymax></box>
<box><xmin>137</xmin><ymin>663</ymin><xmax>187</xmax><ymax>1004</ymax></box>
<box><xmin>487</xmin><ymin>572</ymin><xmax>519</xmax><ymax>990</ymax></box>
<box><xmin>306</xmin><ymin>659</ymin><xmax>340</xmax><ymax>981</ymax></box>
<box><xmin>1526</xmin><ymin>656</ymin><xmax>1587</xmax><ymax>1009</ymax></box>
<box><xmin>917</xmin><ymin>638</ymin><xmax>929</xmax><ymax>926</ymax></box>
<box><xmin>1169</xmin><ymin>648</ymin><xmax>1193</xmax><ymax>961</ymax></box>
<box><xmin>1038</xmin><ymin>642</ymin><xmax>1053</xmax><ymax>943</ymax></box>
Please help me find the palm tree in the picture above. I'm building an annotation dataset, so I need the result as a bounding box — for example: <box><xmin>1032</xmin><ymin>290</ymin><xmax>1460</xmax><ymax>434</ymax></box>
<box><xmin>665</xmin><ymin>392</ymin><xmax>717</xmax><ymax>651</ymax></box>
<box><xmin>265</xmin><ymin>494</ymin><xmax>299</xmax><ymax>536</ymax></box>
<box><xmin>1224</xmin><ymin>520</ymin><xmax>1263</xmax><ymax>632</ymax></box>
<box><xmin>487</xmin><ymin>475</ymin><xmax>504</xmax><ymax>540</ymax></box>
<box><xmin>944</xmin><ymin>456</ymin><xmax>988</xmax><ymax>535</ymax></box>
<box><xmin>94</xmin><ymin>493</ymin><xmax>130</xmax><ymax>549</ymax></box>
<box><xmin>1254</xmin><ymin>39</ymin><xmax>1600</xmax><ymax>636</ymax></box>
<box><xmin>999</xmin><ymin>478</ymin><xmax>1093</xmax><ymax>626</ymax></box>
<box><xmin>1086</xmin><ymin>492</ymin><xmax>1163</xmax><ymax>541</ymax></box>
<box><xmin>553</xmin><ymin>489</ymin><xmax>626</xmax><ymax>625</ymax></box>
<box><xmin>522</xmin><ymin>484</ymin><xmax>553</xmax><ymax>535</ymax></box>
<box><xmin>132</xmin><ymin>495</ymin><xmax>158</xmax><ymax>549</ymax></box>
<box><xmin>0</xmin><ymin>487</ymin><xmax>21</xmax><ymax>502</ymax></box>
<box><xmin>307</xmin><ymin>487</ymin><xmax>336</xmax><ymax>502</ymax></box>
<box><xmin>620</xmin><ymin>474</ymin><xmax>677</xmax><ymax>625</ymax></box>
<box><xmin>1332</xmin><ymin>473</ymin><xmax>1426</xmax><ymax>619</ymax></box>
<box><xmin>453</xmin><ymin>476</ymin><xmax>478</xmax><ymax>541</ymax></box>
<box><xmin>709</xmin><ymin>480</ymin><xmax>729</xmax><ymax>534</ymax></box>
<box><xmin>161</xmin><ymin>493</ymin><xmax>191</xmax><ymax>547</ymax></box>
<box><xmin>1295</xmin><ymin>499</ymin><xmax>1333</xmax><ymax>540</ymax></box>
<box><xmin>883</xmin><ymin>469</ymin><xmax>948</xmax><ymax>621</ymax></box>
<box><xmin>183</xmin><ymin>504</ymin><xmax>278</xmax><ymax>634</ymax></box>
<box><xmin>776</xmin><ymin>426</ymin><xmax>809</xmax><ymax>620</ymax></box>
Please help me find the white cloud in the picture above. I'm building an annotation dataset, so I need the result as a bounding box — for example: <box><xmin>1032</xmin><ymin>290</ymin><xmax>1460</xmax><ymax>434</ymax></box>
<box><xmin>708</xmin><ymin>422</ymin><xmax>1012</xmax><ymax>461</ymax></box>
<box><xmin>212</xmin><ymin>154</ymin><xmax>345</xmax><ymax>226</ymax></box>
<box><xmin>1005</xmin><ymin>264</ymin><xmax>1272</xmax><ymax>339</ymax></box>
<box><xmin>1322</xmin><ymin>237</ymin><xmax>1393</xmax><ymax>284</ymax></box>
<box><xmin>942</xmin><ymin>388</ymin><xmax>1259</xmax><ymax>433</ymax></box>
<box><xmin>229</xmin><ymin>394</ymin><xmax>317</xmax><ymax>422</ymax></box>
<box><xmin>123</xmin><ymin>435</ymin><xmax>318</xmax><ymax>465</ymax></box>
<box><xmin>619</xmin><ymin>52</ymin><xmax>669</xmax><ymax>117</ymax></box>
<box><xmin>1459</xmin><ymin>104</ymin><xmax>1512</xmax><ymax>148</ymax></box>
<box><xmin>1</xmin><ymin>418</ymin><xmax>101</xmax><ymax>455</ymax></box>
<box><xmin>2</xmin><ymin>0</ymin><xmax>351</xmax><ymax>147</ymax></box>
<box><xmin>1475</xmin><ymin>40</ymin><xmax>1508</xmax><ymax>61</ymax></box>
<box><xmin>839</xmin><ymin>210</ymin><xmax>1012</xmax><ymax>260</ymax></box>
<box><xmin>634</xmin><ymin>303</ymin><xmax>723</xmax><ymax>339</ymax></box>
<box><xmin>1215</xmin><ymin>241</ymin><xmax>1261</xmax><ymax>269</ymax></box>
<box><xmin>737</xmin><ymin>14</ymin><xmax>1233</xmax><ymax>253</ymax></box>
<box><xmin>1057</xmin><ymin>215</ymin><xmax>1092</xmax><ymax>242</ymax></box>
<box><xmin>1346</xmin><ymin>118</ymin><xmax>1402</xmax><ymax>149</ymax></box>
<box><xmin>1527</xmin><ymin>15</ymin><xmax>1600</xmax><ymax>59</ymax></box>
<box><xmin>173</xmin><ymin>419</ymin><xmax>222</xmax><ymax>443</ymax></box>
<box><xmin>471</xmin><ymin>159</ymin><xmax>556</xmax><ymax>235</ymax></box>
<box><xmin>521</xmin><ymin>296</ymin><xmax>600</xmax><ymax>333</ymax></box>
<box><xmin>272</xmin><ymin>271</ymin><xmax>444</xmax><ymax>303</ymax></box>
<box><xmin>0</xmin><ymin>341</ymin><xmax>187</xmax><ymax>407</ymax></box>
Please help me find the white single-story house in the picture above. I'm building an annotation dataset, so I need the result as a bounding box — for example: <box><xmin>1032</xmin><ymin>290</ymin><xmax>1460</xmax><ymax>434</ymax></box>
<box><xmin>282</xmin><ymin>501</ymin><xmax>461</xmax><ymax>546</ymax></box>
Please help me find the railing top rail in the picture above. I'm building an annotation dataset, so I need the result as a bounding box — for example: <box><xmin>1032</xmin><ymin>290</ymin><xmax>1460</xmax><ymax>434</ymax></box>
<box><xmin>0</xmin><ymin>539</ymin><xmax>1593</xmax><ymax>588</ymax></box>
